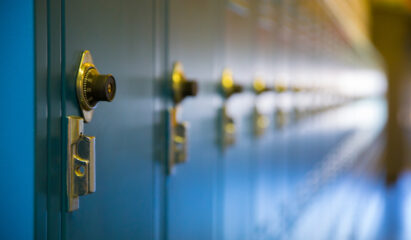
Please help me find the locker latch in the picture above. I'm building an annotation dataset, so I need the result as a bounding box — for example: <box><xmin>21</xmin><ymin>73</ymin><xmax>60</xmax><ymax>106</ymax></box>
<box><xmin>274</xmin><ymin>82</ymin><xmax>288</xmax><ymax>129</ymax></box>
<box><xmin>220</xmin><ymin>105</ymin><xmax>235</xmax><ymax>148</ymax></box>
<box><xmin>167</xmin><ymin>62</ymin><xmax>198</xmax><ymax>174</ymax></box>
<box><xmin>67</xmin><ymin>116</ymin><xmax>96</xmax><ymax>212</ymax></box>
<box><xmin>253</xmin><ymin>77</ymin><xmax>271</xmax><ymax>137</ymax></box>
<box><xmin>219</xmin><ymin>69</ymin><xmax>243</xmax><ymax>149</ymax></box>
<box><xmin>66</xmin><ymin>50</ymin><xmax>116</xmax><ymax>211</ymax></box>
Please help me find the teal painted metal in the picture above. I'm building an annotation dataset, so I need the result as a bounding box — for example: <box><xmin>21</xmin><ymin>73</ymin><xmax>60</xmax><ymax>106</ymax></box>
<box><xmin>221</xmin><ymin>4</ymin><xmax>257</xmax><ymax>239</ymax></box>
<box><xmin>47</xmin><ymin>0</ymin><xmax>64</xmax><ymax>238</ymax></box>
<box><xmin>0</xmin><ymin>1</ymin><xmax>34</xmax><ymax>239</ymax></box>
<box><xmin>30</xmin><ymin>0</ymin><xmax>391</xmax><ymax>239</ymax></box>
<box><xmin>60</xmin><ymin>0</ymin><xmax>158</xmax><ymax>239</ymax></box>
<box><xmin>34</xmin><ymin>0</ymin><xmax>48</xmax><ymax>237</ymax></box>
<box><xmin>165</xmin><ymin>1</ymin><xmax>225</xmax><ymax>239</ymax></box>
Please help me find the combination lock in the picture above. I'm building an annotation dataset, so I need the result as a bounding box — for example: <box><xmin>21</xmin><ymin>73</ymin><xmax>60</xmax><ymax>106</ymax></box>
<box><xmin>221</xmin><ymin>69</ymin><xmax>243</xmax><ymax>99</ymax></box>
<box><xmin>76</xmin><ymin>50</ymin><xmax>116</xmax><ymax>122</ymax></box>
<box><xmin>82</xmin><ymin>68</ymin><xmax>116</xmax><ymax>108</ymax></box>
<box><xmin>172</xmin><ymin>62</ymin><xmax>198</xmax><ymax>105</ymax></box>
<box><xmin>67</xmin><ymin>50</ymin><xmax>116</xmax><ymax>211</ymax></box>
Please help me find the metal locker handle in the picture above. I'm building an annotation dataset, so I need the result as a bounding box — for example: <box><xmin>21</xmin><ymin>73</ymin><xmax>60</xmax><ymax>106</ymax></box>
<box><xmin>67</xmin><ymin>116</ymin><xmax>96</xmax><ymax>212</ymax></box>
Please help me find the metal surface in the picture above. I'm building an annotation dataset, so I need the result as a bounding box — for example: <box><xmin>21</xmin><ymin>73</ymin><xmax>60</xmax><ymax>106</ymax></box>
<box><xmin>221</xmin><ymin>6</ymin><xmax>256</xmax><ymax>238</ymax></box>
<box><xmin>66</xmin><ymin>116</ymin><xmax>96</xmax><ymax>212</ymax></box>
<box><xmin>165</xmin><ymin>1</ymin><xmax>225</xmax><ymax>239</ymax></box>
<box><xmin>1</xmin><ymin>1</ymin><xmax>35</xmax><ymax>239</ymax></box>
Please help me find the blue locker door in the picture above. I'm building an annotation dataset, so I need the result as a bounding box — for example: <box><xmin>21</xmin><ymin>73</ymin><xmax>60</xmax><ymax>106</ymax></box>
<box><xmin>61</xmin><ymin>0</ymin><xmax>157</xmax><ymax>239</ymax></box>
<box><xmin>166</xmin><ymin>1</ymin><xmax>224</xmax><ymax>239</ymax></box>
<box><xmin>221</xmin><ymin>2</ymin><xmax>257</xmax><ymax>239</ymax></box>
<box><xmin>251</xmin><ymin>1</ymin><xmax>287</xmax><ymax>238</ymax></box>
<box><xmin>0</xmin><ymin>1</ymin><xmax>34</xmax><ymax>239</ymax></box>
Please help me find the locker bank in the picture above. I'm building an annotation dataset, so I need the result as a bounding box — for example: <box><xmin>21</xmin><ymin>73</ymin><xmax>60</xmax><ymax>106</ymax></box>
<box><xmin>1</xmin><ymin>0</ymin><xmax>411</xmax><ymax>239</ymax></box>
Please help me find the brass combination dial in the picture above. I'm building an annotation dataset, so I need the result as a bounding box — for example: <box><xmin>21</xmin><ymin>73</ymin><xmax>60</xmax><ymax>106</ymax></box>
<box><xmin>172</xmin><ymin>62</ymin><xmax>198</xmax><ymax>105</ymax></box>
<box><xmin>82</xmin><ymin>68</ymin><xmax>116</xmax><ymax>108</ymax></box>
<box><xmin>221</xmin><ymin>69</ymin><xmax>243</xmax><ymax>99</ymax></box>
<box><xmin>76</xmin><ymin>50</ymin><xmax>116</xmax><ymax>122</ymax></box>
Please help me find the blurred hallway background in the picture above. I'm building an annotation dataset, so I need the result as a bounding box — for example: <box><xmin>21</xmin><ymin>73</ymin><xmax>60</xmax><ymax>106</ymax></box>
<box><xmin>267</xmin><ymin>0</ymin><xmax>411</xmax><ymax>238</ymax></box>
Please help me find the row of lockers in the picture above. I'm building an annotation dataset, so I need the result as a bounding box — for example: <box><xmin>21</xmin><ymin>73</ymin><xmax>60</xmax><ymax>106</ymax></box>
<box><xmin>2</xmin><ymin>0</ymin><xmax>387</xmax><ymax>239</ymax></box>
